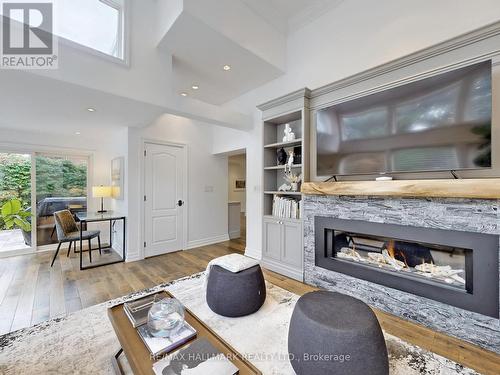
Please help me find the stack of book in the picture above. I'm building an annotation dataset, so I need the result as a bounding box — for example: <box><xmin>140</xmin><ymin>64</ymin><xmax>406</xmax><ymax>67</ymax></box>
<box><xmin>138</xmin><ymin>321</ymin><xmax>197</xmax><ymax>358</ymax></box>
<box><xmin>272</xmin><ymin>195</ymin><xmax>301</xmax><ymax>219</ymax></box>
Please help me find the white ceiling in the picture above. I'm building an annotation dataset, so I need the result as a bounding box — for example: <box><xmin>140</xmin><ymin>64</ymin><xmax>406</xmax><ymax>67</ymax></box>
<box><xmin>241</xmin><ymin>0</ymin><xmax>345</xmax><ymax>33</ymax></box>
<box><xmin>0</xmin><ymin>71</ymin><xmax>166</xmax><ymax>136</ymax></box>
<box><xmin>162</xmin><ymin>11</ymin><xmax>284</xmax><ymax>105</ymax></box>
<box><xmin>0</xmin><ymin>0</ymin><xmax>345</xmax><ymax>135</ymax></box>
<box><xmin>161</xmin><ymin>0</ymin><xmax>344</xmax><ymax>105</ymax></box>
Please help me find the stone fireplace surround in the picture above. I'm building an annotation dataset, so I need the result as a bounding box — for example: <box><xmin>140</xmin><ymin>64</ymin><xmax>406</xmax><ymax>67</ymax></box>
<box><xmin>303</xmin><ymin>194</ymin><xmax>500</xmax><ymax>354</ymax></box>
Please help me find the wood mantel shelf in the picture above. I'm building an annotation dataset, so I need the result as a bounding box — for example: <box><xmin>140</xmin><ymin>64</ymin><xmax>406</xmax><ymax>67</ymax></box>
<box><xmin>301</xmin><ymin>179</ymin><xmax>500</xmax><ymax>199</ymax></box>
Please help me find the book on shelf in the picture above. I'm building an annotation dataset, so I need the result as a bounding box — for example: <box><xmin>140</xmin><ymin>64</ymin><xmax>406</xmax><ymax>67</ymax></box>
<box><xmin>272</xmin><ymin>195</ymin><xmax>301</xmax><ymax>219</ymax></box>
<box><xmin>137</xmin><ymin>320</ymin><xmax>197</xmax><ymax>357</ymax></box>
<box><xmin>152</xmin><ymin>337</ymin><xmax>239</xmax><ymax>375</ymax></box>
<box><xmin>123</xmin><ymin>293</ymin><xmax>159</xmax><ymax>328</ymax></box>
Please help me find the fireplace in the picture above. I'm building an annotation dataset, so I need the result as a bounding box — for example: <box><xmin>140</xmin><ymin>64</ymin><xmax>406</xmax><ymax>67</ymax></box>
<box><xmin>331</xmin><ymin>230</ymin><xmax>471</xmax><ymax>291</ymax></box>
<box><xmin>315</xmin><ymin>217</ymin><xmax>499</xmax><ymax>318</ymax></box>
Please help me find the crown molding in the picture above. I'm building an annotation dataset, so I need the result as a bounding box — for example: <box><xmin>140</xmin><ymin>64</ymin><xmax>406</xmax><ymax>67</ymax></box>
<box><xmin>257</xmin><ymin>88</ymin><xmax>311</xmax><ymax>112</ymax></box>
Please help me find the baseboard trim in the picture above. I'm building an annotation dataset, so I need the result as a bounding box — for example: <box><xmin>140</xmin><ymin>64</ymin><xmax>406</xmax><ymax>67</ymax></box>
<box><xmin>186</xmin><ymin>234</ymin><xmax>230</xmax><ymax>250</ymax></box>
<box><xmin>261</xmin><ymin>258</ymin><xmax>304</xmax><ymax>282</ymax></box>
<box><xmin>244</xmin><ymin>247</ymin><xmax>262</xmax><ymax>260</ymax></box>
<box><xmin>125</xmin><ymin>250</ymin><xmax>142</xmax><ymax>262</ymax></box>
<box><xmin>228</xmin><ymin>230</ymin><xmax>241</xmax><ymax>239</ymax></box>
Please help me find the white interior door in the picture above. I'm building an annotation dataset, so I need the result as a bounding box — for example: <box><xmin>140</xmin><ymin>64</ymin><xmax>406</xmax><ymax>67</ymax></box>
<box><xmin>144</xmin><ymin>142</ymin><xmax>185</xmax><ymax>257</ymax></box>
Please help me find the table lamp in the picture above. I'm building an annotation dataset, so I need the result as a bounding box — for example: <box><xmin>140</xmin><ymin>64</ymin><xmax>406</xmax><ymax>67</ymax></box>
<box><xmin>92</xmin><ymin>185</ymin><xmax>112</xmax><ymax>213</ymax></box>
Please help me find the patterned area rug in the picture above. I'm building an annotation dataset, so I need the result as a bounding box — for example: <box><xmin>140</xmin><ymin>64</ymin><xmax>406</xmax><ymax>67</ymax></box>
<box><xmin>0</xmin><ymin>273</ymin><xmax>478</xmax><ymax>374</ymax></box>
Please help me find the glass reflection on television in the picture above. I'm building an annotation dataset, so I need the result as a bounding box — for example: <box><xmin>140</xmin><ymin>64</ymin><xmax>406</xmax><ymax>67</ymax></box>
<box><xmin>316</xmin><ymin>61</ymin><xmax>492</xmax><ymax>176</ymax></box>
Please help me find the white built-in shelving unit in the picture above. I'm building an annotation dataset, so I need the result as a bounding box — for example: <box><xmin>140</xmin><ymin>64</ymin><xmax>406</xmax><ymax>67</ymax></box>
<box><xmin>257</xmin><ymin>89</ymin><xmax>310</xmax><ymax>281</ymax></box>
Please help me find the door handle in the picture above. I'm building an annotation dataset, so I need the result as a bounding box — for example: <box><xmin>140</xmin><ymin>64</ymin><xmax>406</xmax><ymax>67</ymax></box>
<box><xmin>177</xmin><ymin>200</ymin><xmax>184</xmax><ymax>207</ymax></box>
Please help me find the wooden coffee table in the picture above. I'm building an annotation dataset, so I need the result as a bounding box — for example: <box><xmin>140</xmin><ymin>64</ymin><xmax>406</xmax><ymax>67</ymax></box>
<box><xmin>108</xmin><ymin>290</ymin><xmax>262</xmax><ymax>375</ymax></box>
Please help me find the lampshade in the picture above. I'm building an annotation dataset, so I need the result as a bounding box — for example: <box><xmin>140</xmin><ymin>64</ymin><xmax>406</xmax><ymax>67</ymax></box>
<box><xmin>92</xmin><ymin>185</ymin><xmax>112</xmax><ymax>198</ymax></box>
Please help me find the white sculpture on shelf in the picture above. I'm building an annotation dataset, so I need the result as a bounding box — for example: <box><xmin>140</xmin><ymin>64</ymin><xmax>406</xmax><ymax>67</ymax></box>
<box><xmin>282</xmin><ymin>124</ymin><xmax>296</xmax><ymax>142</ymax></box>
<box><xmin>278</xmin><ymin>183</ymin><xmax>292</xmax><ymax>192</ymax></box>
<box><xmin>284</xmin><ymin>171</ymin><xmax>302</xmax><ymax>192</ymax></box>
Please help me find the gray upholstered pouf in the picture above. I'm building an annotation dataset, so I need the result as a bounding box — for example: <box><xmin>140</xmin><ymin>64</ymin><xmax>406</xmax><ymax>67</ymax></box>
<box><xmin>288</xmin><ymin>291</ymin><xmax>389</xmax><ymax>375</ymax></box>
<box><xmin>206</xmin><ymin>265</ymin><xmax>266</xmax><ymax>317</ymax></box>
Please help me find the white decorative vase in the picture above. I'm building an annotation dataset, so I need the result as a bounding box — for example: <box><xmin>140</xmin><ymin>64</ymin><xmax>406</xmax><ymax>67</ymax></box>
<box><xmin>291</xmin><ymin>182</ymin><xmax>298</xmax><ymax>192</ymax></box>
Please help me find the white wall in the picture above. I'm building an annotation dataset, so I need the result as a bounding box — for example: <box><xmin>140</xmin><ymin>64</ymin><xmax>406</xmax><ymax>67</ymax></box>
<box><xmin>34</xmin><ymin>0</ymin><xmax>171</xmax><ymax>108</ymax></box>
<box><xmin>21</xmin><ymin>0</ymin><xmax>251</xmax><ymax>130</ymax></box>
<box><xmin>216</xmin><ymin>0</ymin><xmax>500</xmax><ymax>260</ymax></box>
<box><xmin>225</xmin><ymin>0</ymin><xmax>500</xmax><ymax>114</ymax></box>
<box><xmin>126</xmin><ymin>114</ymin><xmax>229</xmax><ymax>261</ymax></box>
<box><xmin>107</xmin><ymin>128</ymin><xmax>129</xmax><ymax>251</ymax></box>
<box><xmin>184</xmin><ymin>0</ymin><xmax>286</xmax><ymax>70</ymax></box>
<box><xmin>212</xmin><ymin>123</ymin><xmax>261</xmax><ymax>259</ymax></box>
<box><xmin>228</xmin><ymin>154</ymin><xmax>246</xmax><ymax>212</ymax></box>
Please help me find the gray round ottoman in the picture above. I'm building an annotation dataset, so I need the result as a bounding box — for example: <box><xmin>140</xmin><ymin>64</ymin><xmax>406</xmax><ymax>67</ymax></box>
<box><xmin>288</xmin><ymin>291</ymin><xmax>389</xmax><ymax>375</ymax></box>
<box><xmin>206</xmin><ymin>265</ymin><xmax>266</xmax><ymax>317</ymax></box>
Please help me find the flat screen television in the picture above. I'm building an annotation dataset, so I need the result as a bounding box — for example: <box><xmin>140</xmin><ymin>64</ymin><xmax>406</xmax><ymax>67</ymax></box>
<box><xmin>316</xmin><ymin>60</ymin><xmax>492</xmax><ymax>177</ymax></box>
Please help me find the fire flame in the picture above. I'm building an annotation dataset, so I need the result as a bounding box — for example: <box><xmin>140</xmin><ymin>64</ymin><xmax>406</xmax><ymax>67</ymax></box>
<box><xmin>386</xmin><ymin>240</ymin><xmax>409</xmax><ymax>268</ymax></box>
<box><xmin>387</xmin><ymin>240</ymin><xmax>396</xmax><ymax>258</ymax></box>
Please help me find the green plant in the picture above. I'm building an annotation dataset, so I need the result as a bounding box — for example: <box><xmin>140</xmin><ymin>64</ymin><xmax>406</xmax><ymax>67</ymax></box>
<box><xmin>0</xmin><ymin>153</ymin><xmax>31</xmax><ymax>203</ymax></box>
<box><xmin>1</xmin><ymin>199</ymin><xmax>31</xmax><ymax>232</ymax></box>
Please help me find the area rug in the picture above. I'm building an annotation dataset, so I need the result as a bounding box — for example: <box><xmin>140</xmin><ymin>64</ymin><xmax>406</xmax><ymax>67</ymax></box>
<box><xmin>0</xmin><ymin>272</ymin><xmax>479</xmax><ymax>375</ymax></box>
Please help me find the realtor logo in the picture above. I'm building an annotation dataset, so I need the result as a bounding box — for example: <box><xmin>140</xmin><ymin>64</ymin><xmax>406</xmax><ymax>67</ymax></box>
<box><xmin>1</xmin><ymin>2</ymin><xmax>58</xmax><ymax>69</ymax></box>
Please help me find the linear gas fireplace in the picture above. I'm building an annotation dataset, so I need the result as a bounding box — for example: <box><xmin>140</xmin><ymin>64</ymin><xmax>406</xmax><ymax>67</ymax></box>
<box><xmin>334</xmin><ymin>232</ymin><xmax>471</xmax><ymax>291</ymax></box>
<box><xmin>315</xmin><ymin>217</ymin><xmax>499</xmax><ymax>318</ymax></box>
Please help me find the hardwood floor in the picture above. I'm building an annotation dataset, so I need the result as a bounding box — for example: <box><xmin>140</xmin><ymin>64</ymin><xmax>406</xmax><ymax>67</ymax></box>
<box><xmin>0</xmin><ymin>231</ymin><xmax>498</xmax><ymax>374</ymax></box>
<box><xmin>0</xmin><ymin>237</ymin><xmax>247</xmax><ymax>335</ymax></box>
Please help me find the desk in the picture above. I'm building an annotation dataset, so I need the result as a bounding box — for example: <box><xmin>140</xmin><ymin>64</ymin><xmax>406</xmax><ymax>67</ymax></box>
<box><xmin>75</xmin><ymin>211</ymin><xmax>126</xmax><ymax>270</ymax></box>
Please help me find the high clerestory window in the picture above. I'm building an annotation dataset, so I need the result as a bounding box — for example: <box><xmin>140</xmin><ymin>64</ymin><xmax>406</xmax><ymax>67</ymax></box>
<box><xmin>1</xmin><ymin>0</ymin><xmax>126</xmax><ymax>60</ymax></box>
<box><xmin>58</xmin><ymin>0</ymin><xmax>125</xmax><ymax>60</ymax></box>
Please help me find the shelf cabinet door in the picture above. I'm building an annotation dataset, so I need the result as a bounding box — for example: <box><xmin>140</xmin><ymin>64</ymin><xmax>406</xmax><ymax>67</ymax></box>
<box><xmin>281</xmin><ymin>221</ymin><xmax>303</xmax><ymax>268</ymax></box>
<box><xmin>263</xmin><ymin>218</ymin><xmax>282</xmax><ymax>261</ymax></box>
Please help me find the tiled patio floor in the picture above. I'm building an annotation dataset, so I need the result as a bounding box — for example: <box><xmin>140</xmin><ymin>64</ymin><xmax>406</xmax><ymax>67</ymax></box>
<box><xmin>0</xmin><ymin>229</ymin><xmax>29</xmax><ymax>253</ymax></box>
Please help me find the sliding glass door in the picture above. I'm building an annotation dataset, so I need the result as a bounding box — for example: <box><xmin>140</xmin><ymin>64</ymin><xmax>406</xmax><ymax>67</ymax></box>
<box><xmin>0</xmin><ymin>152</ymin><xmax>34</xmax><ymax>256</ymax></box>
<box><xmin>35</xmin><ymin>154</ymin><xmax>88</xmax><ymax>248</ymax></box>
<box><xmin>0</xmin><ymin>151</ymin><xmax>89</xmax><ymax>255</ymax></box>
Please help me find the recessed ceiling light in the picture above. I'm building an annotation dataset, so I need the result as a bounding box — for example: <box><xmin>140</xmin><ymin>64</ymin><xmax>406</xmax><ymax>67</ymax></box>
<box><xmin>191</xmin><ymin>85</ymin><xmax>199</xmax><ymax>90</ymax></box>
<box><xmin>75</xmin><ymin>131</ymin><xmax>81</xmax><ymax>135</ymax></box>
<box><xmin>87</xmin><ymin>108</ymin><xmax>96</xmax><ymax>112</ymax></box>
<box><xmin>223</xmin><ymin>65</ymin><xmax>231</xmax><ymax>71</ymax></box>
<box><xmin>180</xmin><ymin>92</ymin><xmax>188</xmax><ymax>97</ymax></box>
